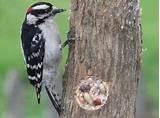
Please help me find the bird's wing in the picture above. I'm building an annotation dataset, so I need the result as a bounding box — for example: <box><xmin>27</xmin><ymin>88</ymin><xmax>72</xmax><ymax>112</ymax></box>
<box><xmin>21</xmin><ymin>23</ymin><xmax>45</xmax><ymax>104</ymax></box>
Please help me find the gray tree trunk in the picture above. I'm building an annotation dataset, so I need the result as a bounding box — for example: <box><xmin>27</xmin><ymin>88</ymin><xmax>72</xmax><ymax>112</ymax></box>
<box><xmin>62</xmin><ymin>0</ymin><xmax>142</xmax><ymax>118</ymax></box>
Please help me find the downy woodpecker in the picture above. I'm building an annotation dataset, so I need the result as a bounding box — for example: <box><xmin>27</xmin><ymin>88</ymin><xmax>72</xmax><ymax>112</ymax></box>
<box><xmin>21</xmin><ymin>2</ymin><xmax>65</xmax><ymax>115</ymax></box>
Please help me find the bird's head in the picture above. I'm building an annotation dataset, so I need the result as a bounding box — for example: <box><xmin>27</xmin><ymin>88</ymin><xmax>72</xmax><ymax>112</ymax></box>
<box><xmin>25</xmin><ymin>2</ymin><xmax>65</xmax><ymax>24</ymax></box>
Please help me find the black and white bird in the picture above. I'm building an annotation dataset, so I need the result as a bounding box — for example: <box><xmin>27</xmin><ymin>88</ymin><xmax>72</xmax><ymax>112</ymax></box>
<box><xmin>21</xmin><ymin>2</ymin><xmax>65</xmax><ymax>115</ymax></box>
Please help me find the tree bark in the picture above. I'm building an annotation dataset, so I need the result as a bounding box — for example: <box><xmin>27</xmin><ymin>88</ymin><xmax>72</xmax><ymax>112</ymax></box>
<box><xmin>62</xmin><ymin>0</ymin><xmax>142</xmax><ymax>118</ymax></box>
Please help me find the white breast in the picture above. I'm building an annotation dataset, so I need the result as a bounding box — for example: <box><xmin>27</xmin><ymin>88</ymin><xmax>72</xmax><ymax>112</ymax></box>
<box><xmin>39</xmin><ymin>18</ymin><xmax>62</xmax><ymax>70</ymax></box>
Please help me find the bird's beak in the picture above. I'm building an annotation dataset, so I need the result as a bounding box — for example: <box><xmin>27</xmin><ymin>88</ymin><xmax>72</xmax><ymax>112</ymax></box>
<box><xmin>52</xmin><ymin>8</ymin><xmax>66</xmax><ymax>15</ymax></box>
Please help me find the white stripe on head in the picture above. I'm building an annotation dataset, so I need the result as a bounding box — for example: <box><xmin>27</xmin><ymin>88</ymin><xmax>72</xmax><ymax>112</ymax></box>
<box><xmin>32</xmin><ymin>4</ymin><xmax>49</xmax><ymax>10</ymax></box>
<box><xmin>26</xmin><ymin>14</ymin><xmax>38</xmax><ymax>24</ymax></box>
<box><xmin>52</xmin><ymin>6</ymin><xmax>58</xmax><ymax>10</ymax></box>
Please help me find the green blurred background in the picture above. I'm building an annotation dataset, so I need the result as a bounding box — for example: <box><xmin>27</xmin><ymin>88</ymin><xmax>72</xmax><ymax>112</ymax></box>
<box><xmin>0</xmin><ymin>0</ymin><xmax>158</xmax><ymax>118</ymax></box>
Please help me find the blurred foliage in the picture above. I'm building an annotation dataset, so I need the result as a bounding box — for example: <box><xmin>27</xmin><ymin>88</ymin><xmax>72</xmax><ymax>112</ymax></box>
<box><xmin>0</xmin><ymin>0</ymin><xmax>158</xmax><ymax>117</ymax></box>
<box><xmin>141</xmin><ymin>0</ymin><xmax>158</xmax><ymax>110</ymax></box>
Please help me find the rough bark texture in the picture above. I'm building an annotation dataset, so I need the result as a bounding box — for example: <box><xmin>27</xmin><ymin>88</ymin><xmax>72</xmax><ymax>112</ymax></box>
<box><xmin>62</xmin><ymin>0</ymin><xmax>142</xmax><ymax>118</ymax></box>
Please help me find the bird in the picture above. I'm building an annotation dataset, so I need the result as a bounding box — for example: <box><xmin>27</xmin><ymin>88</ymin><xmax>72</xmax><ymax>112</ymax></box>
<box><xmin>21</xmin><ymin>2</ymin><xmax>66</xmax><ymax>115</ymax></box>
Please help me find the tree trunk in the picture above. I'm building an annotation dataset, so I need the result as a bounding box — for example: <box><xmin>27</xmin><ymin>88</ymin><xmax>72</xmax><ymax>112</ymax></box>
<box><xmin>62</xmin><ymin>0</ymin><xmax>142</xmax><ymax>118</ymax></box>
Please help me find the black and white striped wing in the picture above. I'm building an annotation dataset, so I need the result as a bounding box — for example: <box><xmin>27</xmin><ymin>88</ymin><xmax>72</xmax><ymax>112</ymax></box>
<box><xmin>21</xmin><ymin>23</ymin><xmax>45</xmax><ymax>103</ymax></box>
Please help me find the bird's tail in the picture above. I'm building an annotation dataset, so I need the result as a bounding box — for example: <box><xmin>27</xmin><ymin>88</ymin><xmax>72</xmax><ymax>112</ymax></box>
<box><xmin>35</xmin><ymin>84</ymin><xmax>42</xmax><ymax>104</ymax></box>
<box><xmin>45</xmin><ymin>86</ymin><xmax>61</xmax><ymax>115</ymax></box>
